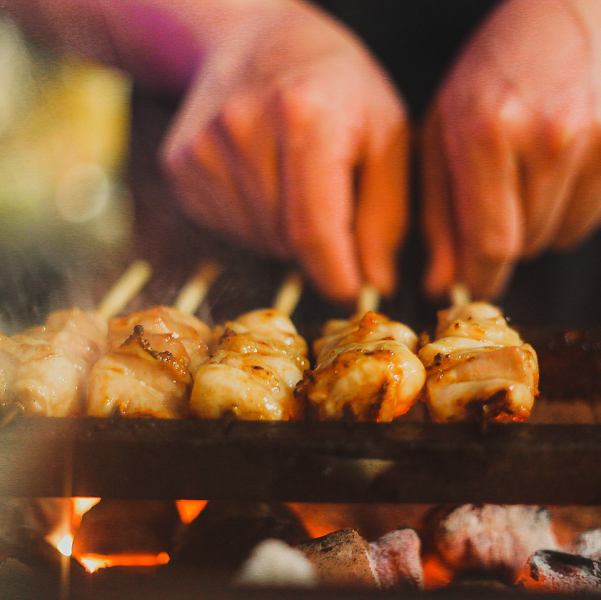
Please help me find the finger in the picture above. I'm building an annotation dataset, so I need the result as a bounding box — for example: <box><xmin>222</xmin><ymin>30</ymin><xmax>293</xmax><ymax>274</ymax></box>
<box><xmin>553</xmin><ymin>146</ymin><xmax>601</xmax><ymax>248</ymax></box>
<box><xmin>216</xmin><ymin>92</ymin><xmax>289</xmax><ymax>257</ymax></box>
<box><xmin>280</xmin><ymin>116</ymin><xmax>361</xmax><ymax>301</ymax></box>
<box><xmin>443</xmin><ymin>113</ymin><xmax>524</xmax><ymax>298</ymax></box>
<box><xmin>162</xmin><ymin>142</ymin><xmax>225</xmax><ymax>232</ymax></box>
<box><xmin>519</xmin><ymin>126</ymin><xmax>587</xmax><ymax>257</ymax></box>
<box><xmin>191</xmin><ymin>124</ymin><xmax>260</xmax><ymax>246</ymax></box>
<box><xmin>421</xmin><ymin>110</ymin><xmax>457</xmax><ymax>298</ymax></box>
<box><xmin>355</xmin><ymin>112</ymin><xmax>408</xmax><ymax>295</ymax></box>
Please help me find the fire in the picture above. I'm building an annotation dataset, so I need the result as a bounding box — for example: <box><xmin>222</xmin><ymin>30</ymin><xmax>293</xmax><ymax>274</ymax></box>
<box><xmin>73</xmin><ymin>497</ymin><xmax>100</xmax><ymax>520</ymax></box>
<box><xmin>46</xmin><ymin>497</ymin><xmax>209</xmax><ymax>574</ymax></box>
<box><xmin>176</xmin><ymin>499</ymin><xmax>208</xmax><ymax>525</ymax></box>
<box><xmin>422</xmin><ymin>554</ymin><xmax>453</xmax><ymax>589</ymax></box>
<box><xmin>52</xmin><ymin>533</ymin><xmax>74</xmax><ymax>557</ymax></box>
<box><xmin>45</xmin><ymin>497</ymin><xmax>176</xmax><ymax>574</ymax></box>
<box><xmin>79</xmin><ymin>552</ymin><xmax>170</xmax><ymax>574</ymax></box>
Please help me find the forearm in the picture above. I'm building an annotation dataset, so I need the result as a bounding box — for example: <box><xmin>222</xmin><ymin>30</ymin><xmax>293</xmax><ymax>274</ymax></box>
<box><xmin>2</xmin><ymin>0</ymin><xmax>294</xmax><ymax>92</ymax></box>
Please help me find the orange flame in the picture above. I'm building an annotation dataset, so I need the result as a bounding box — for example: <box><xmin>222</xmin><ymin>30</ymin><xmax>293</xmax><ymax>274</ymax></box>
<box><xmin>45</xmin><ymin>498</ymin><xmax>173</xmax><ymax>573</ymax></box>
<box><xmin>175</xmin><ymin>500</ymin><xmax>208</xmax><ymax>525</ymax></box>
<box><xmin>73</xmin><ymin>497</ymin><xmax>100</xmax><ymax>521</ymax></box>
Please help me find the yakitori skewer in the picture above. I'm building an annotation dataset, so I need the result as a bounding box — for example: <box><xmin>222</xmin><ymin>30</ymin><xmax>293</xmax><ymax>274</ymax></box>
<box><xmin>87</xmin><ymin>261</ymin><xmax>219</xmax><ymax>418</ymax></box>
<box><xmin>418</xmin><ymin>283</ymin><xmax>539</xmax><ymax>422</ymax></box>
<box><xmin>190</xmin><ymin>271</ymin><xmax>309</xmax><ymax>420</ymax></box>
<box><xmin>0</xmin><ymin>260</ymin><xmax>151</xmax><ymax>418</ymax></box>
<box><xmin>294</xmin><ymin>283</ymin><xmax>426</xmax><ymax>421</ymax></box>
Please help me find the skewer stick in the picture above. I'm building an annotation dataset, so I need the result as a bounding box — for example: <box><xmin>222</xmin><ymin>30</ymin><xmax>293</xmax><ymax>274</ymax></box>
<box><xmin>356</xmin><ymin>283</ymin><xmax>380</xmax><ymax>316</ymax></box>
<box><xmin>273</xmin><ymin>271</ymin><xmax>303</xmax><ymax>316</ymax></box>
<box><xmin>174</xmin><ymin>260</ymin><xmax>221</xmax><ymax>315</ymax></box>
<box><xmin>97</xmin><ymin>260</ymin><xmax>152</xmax><ymax>320</ymax></box>
<box><xmin>450</xmin><ymin>282</ymin><xmax>471</xmax><ymax>308</ymax></box>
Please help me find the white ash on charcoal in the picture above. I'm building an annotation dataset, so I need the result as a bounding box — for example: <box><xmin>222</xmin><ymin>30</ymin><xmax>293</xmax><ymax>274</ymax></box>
<box><xmin>426</xmin><ymin>505</ymin><xmax>558</xmax><ymax>578</ymax></box>
<box><xmin>72</xmin><ymin>500</ymin><xmax>179</xmax><ymax>557</ymax></box>
<box><xmin>235</xmin><ymin>539</ymin><xmax>317</xmax><ymax>588</ymax></box>
<box><xmin>572</xmin><ymin>529</ymin><xmax>601</xmax><ymax>560</ymax></box>
<box><xmin>369</xmin><ymin>528</ymin><xmax>423</xmax><ymax>589</ymax></box>
<box><xmin>172</xmin><ymin>502</ymin><xmax>307</xmax><ymax>572</ymax></box>
<box><xmin>517</xmin><ymin>550</ymin><xmax>601</xmax><ymax>594</ymax></box>
<box><xmin>296</xmin><ymin>527</ymin><xmax>423</xmax><ymax>589</ymax></box>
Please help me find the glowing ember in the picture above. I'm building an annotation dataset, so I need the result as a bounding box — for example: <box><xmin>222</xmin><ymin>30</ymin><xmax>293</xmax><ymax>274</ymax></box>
<box><xmin>78</xmin><ymin>552</ymin><xmax>170</xmax><ymax>574</ymax></box>
<box><xmin>176</xmin><ymin>500</ymin><xmax>208</xmax><ymax>525</ymax></box>
<box><xmin>422</xmin><ymin>554</ymin><xmax>453</xmax><ymax>589</ymax></box>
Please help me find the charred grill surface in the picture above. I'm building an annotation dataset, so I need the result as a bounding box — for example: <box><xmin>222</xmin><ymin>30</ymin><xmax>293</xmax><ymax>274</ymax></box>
<box><xmin>1</xmin><ymin>418</ymin><xmax>601</xmax><ymax>503</ymax></box>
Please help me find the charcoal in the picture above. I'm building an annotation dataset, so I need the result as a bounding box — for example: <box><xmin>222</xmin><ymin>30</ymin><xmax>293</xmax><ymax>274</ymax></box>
<box><xmin>517</xmin><ymin>549</ymin><xmax>601</xmax><ymax>593</ymax></box>
<box><xmin>573</xmin><ymin>529</ymin><xmax>601</xmax><ymax>560</ymax></box>
<box><xmin>0</xmin><ymin>557</ymin><xmax>37</xmax><ymax>600</ymax></box>
<box><xmin>452</xmin><ymin>572</ymin><xmax>510</xmax><ymax>592</ymax></box>
<box><xmin>429</xmin><ymin>504</ymin><xmax>558</xmax><ymax>577</ymax></box>
<box><xmin>72</xmin><ymin>500</ymin><xmax>178</xmax><ymax>557</ymax></box>
<box><xmin>369</xmin><ymin>528</ymin><xmax>423</xmax><ymax>589</ymax></box>
<box><xmin>172</xmin><ymin>502</ymin><xmax>307</xmax><ymax>572</ymax></box>
<box><xmin>0</xmin><ymin>499</ymin><xmax>63</xmax><ymax>552</ymax></box>
<box><xmin>297</xmin><ymin>528</ymin><xmax>378</xmax><ymax>587</ymax></box>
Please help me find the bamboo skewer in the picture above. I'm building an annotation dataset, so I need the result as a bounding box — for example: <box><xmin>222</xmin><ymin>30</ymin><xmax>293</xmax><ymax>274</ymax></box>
<box><xmin>450</xmin><ymin>282</ymin><xmax>471</xmax><ymax>308</ymax></box>
<box><xmin>356</xmin><ymin>283</ymin><xmax>381</xmax><ymax>316</ymax></box>
<box><xmin>2</xmin><ymin>261</ymin><xmax>152</xmax><ymax>427</ymax></box>
<box><xmin>272</xmin><ymin>271</ymin><xmax>303</xmax><ymax>317</ymax></box>
<box><xmin>97</xmin><ymin>260</ymin><xmax>152</xmax><ymax>320</ymax></box>
<box><xmin>174</xmin><ymin>260</ymin><xmax>221</xmax><ymax>315</ymax></box>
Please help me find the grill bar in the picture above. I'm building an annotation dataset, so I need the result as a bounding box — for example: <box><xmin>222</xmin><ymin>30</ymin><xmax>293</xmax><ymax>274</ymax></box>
<box><xmin>1</xmin><ymin>417</ymin><xmax>600</xmax><ymax>503</ymax></box>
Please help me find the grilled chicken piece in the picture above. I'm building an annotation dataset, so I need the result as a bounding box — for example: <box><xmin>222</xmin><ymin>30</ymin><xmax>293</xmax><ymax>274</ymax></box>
<box><xmin>190</xmin><ymin>309</ymin><xmax>309</xmax><ymax>420</ymax></box>
<box><xmin>418</xmin><ymin>302</ymin><xmax>539</xmax><ymax>422</ymax></box>
<box><xmin>87</xmin><ymin>306</ymin><xmax>210</xmax><ymax>418</ymax></box>
<box><xmin>295</xmin><ymin>311</ymin><xmax>425</xmax><ymax>421</ymax></box>
<box><xmin>0</xmin><ymin>309</ymin><xmax>107</xmax><ymax>416</ymax></box>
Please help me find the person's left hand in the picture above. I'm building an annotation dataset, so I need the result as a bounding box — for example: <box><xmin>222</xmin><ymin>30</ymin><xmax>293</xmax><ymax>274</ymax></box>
<box><xmin>422</xmin><ymin>0</ymin><xmax>601</xmax><ymax>299</ymax></box>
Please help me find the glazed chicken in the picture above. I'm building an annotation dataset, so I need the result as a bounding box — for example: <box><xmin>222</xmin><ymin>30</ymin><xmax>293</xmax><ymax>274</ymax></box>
<box><xmin>418</xmin><ymin>302</ymin><xmax>539</xmax><ymax>422</ymax></box>
<box><xmin>295</xmin><ymin>311</ymin><xmax>425</xmax><ymax>421</ymax></box>
<box><xmin>190</xmin><ymin>309</ymin><xmax>309</xmax><ymax>420</ymax></box>
<box><xmin>87</xmin><ymin>306</ymin><xmax>211</xmax><ymax>418</ymax></box>
<box><xmin>0</xmin><ymin>309</ymin><xmax>107</xmax><ymax>417</ymax></box>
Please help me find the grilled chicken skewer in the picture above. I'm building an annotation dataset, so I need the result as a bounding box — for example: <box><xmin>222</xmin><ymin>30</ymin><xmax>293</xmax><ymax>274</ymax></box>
<box><xmin>87</xmin><ymin>261</ymin><xmax>219</xmax><ymax>419</ymax></box>
<box><xmin>190</xmin><ymin>272</ymin><xmax>309</xmax><ymax>420</ymax></box>
<box><xmin>295</xmin><ymin>285</ymin><xmax>426</xmax><ymax>421</ymax></box>
<box><xmin>418</xmin><ymin>284</ymin><xmax>539</xmax><ymax>422</ymax></box>
<box><xmin>0</xmin><ymin>261</ymin><xmax>151</xmax><ymax>418</ymax></box>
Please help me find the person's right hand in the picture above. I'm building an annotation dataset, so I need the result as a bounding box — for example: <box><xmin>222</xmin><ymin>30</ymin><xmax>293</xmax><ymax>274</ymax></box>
<box><xmin>161</xmin><ymin>0</ymin><xmax>408</xmax><ymax>301</ymax></box>
<box><xmin>421</xmin><ymin>0</ymin><xmax>601</xmax><ymax>299</ymax></box>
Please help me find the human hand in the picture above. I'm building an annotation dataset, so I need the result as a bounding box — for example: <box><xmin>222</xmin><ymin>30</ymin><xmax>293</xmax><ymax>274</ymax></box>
<box><xmin>422</xmin><ymin>0</ymin><xmax>601</xmax><ymax>298</ymax></box>
<box><xmin>161</xmin><ymin>0</ymin><xmax>408</xmax><ymax>301</ymax></box>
